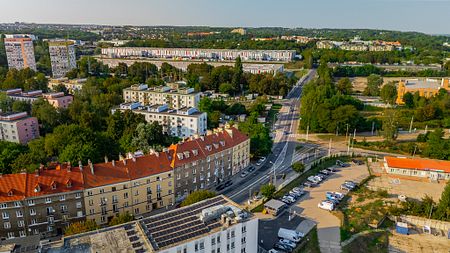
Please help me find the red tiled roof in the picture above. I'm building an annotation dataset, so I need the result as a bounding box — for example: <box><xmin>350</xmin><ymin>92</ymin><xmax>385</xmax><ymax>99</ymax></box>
<box><xmin>385</xmin><ymin>156</ymin><xmax>450</xmax><ymax>173</ymax></box>
<box><xmin>0</xmin><ymin>173</ymin><xmax>27</xmax><ymax>202</ymax></box>
<box><xmin>26</xmin><ymin>167</ymin><xmax>84</xmax><ymax>198</ymax></box>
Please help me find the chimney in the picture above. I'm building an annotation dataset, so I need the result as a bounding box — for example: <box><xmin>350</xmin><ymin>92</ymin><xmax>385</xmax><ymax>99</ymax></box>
<box><xmin>132</xmin><ymin>156</ymin><xmax>136</xmax><ymax>162</ymax></box>
<box><xmin>104</xmin><ymin>156</ymin><xmax>109</xmax><ymax>163</ymax></box>
<box><xmin>119</xmin><ymin>153</ymin><xmax>124</xmax><ymax>161</ymax></box>
<box><xmin>67</xmin><ymin>161</ymin><xmax>71</xmax><ymax>172</ymax></box>
<box><xmin>123</xmin><ymin>159</ymin><xmax>127</xmax><ymax>165</ymax></box>
<box><xmin>39</xmin><ymin>163</ymin><xmax>44</xmax><ymax>170</ymax></box>
<box><xmin>78</xmin><ymin>160</ymin><xmax>83</xmax><ymax>171</ymax></box>
<box><xmin>112</xmin><ymin>160</ymin><xmax>115</xmax><ymax>167</ymax></box>
<box><xmin>35</xmin><ymin>169</ymin><xmax>39</xmax><ymax>177</ymax></box>
<box><xmin>155</xmin><ymin>152</ymin><xmax>160</xmax><ymax>157</ymax></box>
<box><xmin>88</xmin><ymin>159</ymin><xmax>94</xmax><ymax>175</ymax></box>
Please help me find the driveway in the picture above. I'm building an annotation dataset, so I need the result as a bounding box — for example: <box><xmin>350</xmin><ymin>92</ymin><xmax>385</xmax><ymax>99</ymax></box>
<box><xmin>295</xmin><ymin>164</ymin><xmax>369</xmax><ymax>253</ymax></box>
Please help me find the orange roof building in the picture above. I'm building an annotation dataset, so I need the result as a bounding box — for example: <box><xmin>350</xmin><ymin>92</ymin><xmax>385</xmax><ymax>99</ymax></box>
<box><xmin>384</xmin><ymin>156</ymin><xmax>450</xmax><ymax>181</ymax></box>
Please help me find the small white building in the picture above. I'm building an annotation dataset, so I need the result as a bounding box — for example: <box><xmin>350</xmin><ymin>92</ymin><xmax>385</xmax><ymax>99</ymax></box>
<box><xmin>113</xmin><ymin>102</ymin><xmax>207</xmax><ymax>138</ymax></box>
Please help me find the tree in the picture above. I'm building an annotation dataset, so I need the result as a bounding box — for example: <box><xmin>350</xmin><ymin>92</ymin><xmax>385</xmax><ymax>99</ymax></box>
<box><xmin>292</xmin><ymin>162</ymin><xmax>305</xmax><ymax>174</ymax></box>
<box><xmin>109</xmin><ymin>212</ymin><xmax>134</xmax><ymax>226</ymax></box>
<box><xmin>181</xmin><ymin>190</ymin><xmax>216</xmax><ymax>207</ymax></box>
<box><xmin>260</xmin><ymin>184</ymin><xmax>276</xmax><ymax>199</ymax></box>
<box><xmin>130</xmin><ymin>122</ymin><xmax>172</xmax><ymax>152</ymax></box>
<box><xmin>238</xmin><ymin>113</ymin><xmax>273</xmax><ymax>156</ymax></box>
<box><xmin>382</xmin><ymin>109</ymin><xmax>399</xmax><ymax>142</ymax></box>
<box><xmin>380</xmin><ymin>82</ymin><xmax>398</xmax><ymax>105</ymax></box>
<box><xmin>219</xmin><ymin>82</ymin><xmax>235</xmax><ymax>95</ymax></box>
<box><xmin>403</xmin><ymin>92</ymin><xmax>414</xmax><ymax>108</ymax></box>
<box><xmin>232</xmin><ymin>56</ymin><xmax>243</xmax><ymax>92</ymax></box>
<box><xmin>12</xmin><ymin>100</ymin><xmax>31</xmax><ymax>114</ymax></box>
<box><xmin>434</xmin><ymin>181</ymin><xmax>450</xmax><ymax>221</ymax></box>
<box><xmin>364</xmin><ymin>74</ymin><xmax>383</xmax><ymax>96</ymax></box>
<box><xmin>336</xmin><ymin>78</ymin><xmax>353</xmax><ymax>95</ymax></box>
<box><xmin>64</xmin><ymin>220</ymin><xmax>99</xmax><ymax>236</ymax></box>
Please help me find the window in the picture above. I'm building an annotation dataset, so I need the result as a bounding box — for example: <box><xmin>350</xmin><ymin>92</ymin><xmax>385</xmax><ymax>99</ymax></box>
<box><xmin>0</xmin><ymin>203</ymin><xmax>7</xmax><ymax>209</ymax></box>
<box><xmin>195</xmin><ymin>242</ymin><xmax>199</xmax><ymax>252</ymax></box>
<box><xmin>7</xmin><ymin>232</ymin><xmax>14</xmax><ymax>239</ymax></box>
<box><xmin>75</xmin><ymin>193</ymin><xmax>82</xmax><ymax>199</ymax></box>
<box><xmin>14</xmin><ymin>201</ymin><xmax>21</xmax><ymax>207</ymax></box>
<box><xmin>27</xmin><ymin>199</ymin><xmax>35</xmax><ymax>206</ymax></box>
<box><xmin>17</xmin><ymin>220</ymin><xmax>24</xmax><ymax>227</ymax></box>
<box><xmin>47</xmin><ymin>226</ymin><xmax>53</xmax><ymax>232</ymax></box>
<box><xmin>77</xmin><ymin>211</ymin><xmax>83</xmax><ymax>217</ymax></box>
<box><xmin>231</xmin><ymin>242</ymin><xmax>235</xmax><ymax>249</ymax></box>
<box><xmin>124</xmin><ymin>192</ymin><xmax>128</xmax><ymax>199</ymax></box>
<box><xmin>134</xmin><ymin>208</ymin><xmax>140</xmax><ymax>214</ymax></box>
<box><xmin>134</xmin><ymin>190</ymin><xmax>139</xmax><ymax>196</ymax></box>
<box><xmin>34</xmin><ymin>229</ymin><xmax>39</xmax><ymax>235</ymax></box>
<box><xmin>211</xmin><ymin>238</ymin><xmax>216</xmax><ymax>245</ymax></box>
<box><xmin>217</xmin><ymin>235</ymin><xmax>221</xmax><ymax>243</ymax></box>
<box><xmin>45</xmin><ymin>197</ymin><xmax>52</xmax><ymax>203</ymax></box>
<box><xmin>112</xmin><ymin>186</ymin><xmax>116</xmax><ymax>192</ymax></box>
<box><xmin>60</xmin><ymin>195</ymin><xmax>66</xmax><ymax>201</ymax></box>
<box><xmin>101</xmin><ymin>216</ymin><xmax>106</xmax><ymax>223</ymax></box>
<box><xmin>48</xmin><ymin>216</ymin><xmax>54</xmax><ymax>224</ymax></box>
<box><xmin>89</xmin><ymin>209</ymin><xmax>94</xmax><ymax>215</ymax></box>
<box><xmin>4</xmin><ymin>222</ymin><xmax>10</xmax><ymax>229</ymax></box>
<box><xmin>112</xmin><ymin>195</ymin><xmax>118</xmax><ymax>203</ymax></box>
<box><xmin>61</xmin><ymin>205</ymin><xmax>68</xmax><ymax>212</ymax></box>
<box><xmin>30</xmin><ymin>208</ymin><xmax>36</xmax><ymax>216</ymax></box>
<box><xmin>99</xmin><ymin>188</ymin><xmax>105</xmax><ymax>194</ymax></box>
<box><xmin>89</xmin><ymin>199</ymin><xmax>94</xmax><ymax>206</ymax></box>
<box><xmin>241</xmin><ymin>237</ymin><xmax>246</xmax><ymax>244</ymax></box>
<box><xmin>87</xmin><ymin>191</ymin><xmax>93</xmax><ymax>196</ymax></box>
<box><xmin>241</xmin><ymin>249</ymin><xmax>246</xmax><ymax>253</ymax></box>
<box><xmin>2</xmin><ymin>212</ymin><xmax>9</xmax><ymax>219</ymax></box>
<box><xmin>16</xmin><ymin>210</ymin><xmax>23</xmax><ymax>218</ymax></box>
<box><xmin>31</xmin><ymin>219</ymin><xmax>36</xmax><ymax>225</ymax></box>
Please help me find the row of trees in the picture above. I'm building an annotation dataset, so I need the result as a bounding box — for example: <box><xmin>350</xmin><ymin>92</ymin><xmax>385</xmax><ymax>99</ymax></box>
<box><xmin>333</xmin><ymin>64</ymin><xmax>450</xmax><ymax>78</ymax></box>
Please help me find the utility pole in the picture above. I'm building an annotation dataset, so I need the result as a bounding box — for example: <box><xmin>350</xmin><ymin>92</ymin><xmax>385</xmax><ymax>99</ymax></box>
<box><xmin>306</xmin><ymin>125</ymin><xmax>309</xmax><ymax>142</ymax></box>
<box><xmin>347</xmin><ymin>135</ymin><xmax>351</xmax><ymax>155</ymax></box>
<box><xmin>351</xmin><ymin>129</ymin><xmax>356</xmax><ymax>152</ymax></box>
<box><xmin>409</xmin><ymin>116</ymin><xmax>414</xmax><ymax>133</ymax></box>
<box><xmin>424</xmin><ymin>125</ymin><xmax>428</xmax><ymax>134</ymax></box>
<box><xmin>412</xmin><ymin>145</ymin><xmax>417</xmax><ymax>157</ymax></box>
<box><xmin>371</xmin><ymin>121</ymin><xmax>375</xmax><ymax>136</ymax></box>
<box><xmin>346</xmin><ymin>124</ymin><xmax>349</xmax><ymax>141</ymax></box>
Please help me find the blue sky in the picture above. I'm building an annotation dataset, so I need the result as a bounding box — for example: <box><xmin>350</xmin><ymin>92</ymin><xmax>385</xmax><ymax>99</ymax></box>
<box><xmin>1</xmin><ymin>0</ymin><xmax>450</xmax><ymax>34</ymax></box>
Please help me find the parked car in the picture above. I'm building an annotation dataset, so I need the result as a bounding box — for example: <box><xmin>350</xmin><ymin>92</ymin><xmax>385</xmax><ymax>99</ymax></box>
<box><xmin>240</xmin><ymin>171</ymin><xmax>249</xmax><ymax>178</ymax></box>
<box><xmin>279</xmin><ymin>239</ymin><xmax>297</xmax><ymax>249</ymax></box>
<box><xmin>314</xmin><ymin>175</ymin><xmax>324</xmax><ymax>182</ymax></box>
<box><xmin>340</xmin><ymin>184</ymin><xmax>352</xmax><ymax>191</ymax></box>
<box><xmin>268</xmin><ymin>249</ymin><xmax>280</xmax><ymax>253</ymax></box>
<box><xmin>329</xmin><ymin>191</ymin><xmax>344</xmax><ymax>200</ymax></box>
<box><xmin>248</xmin><ymin>166</ymin><xmax>256</xmax><ymax>173</ymax></box>
<box><xmin>307</xmin><ymin>176</ymin><xmax>320</xmax><ymax>184</ymax></box>
<box><xmin>281</xmin><ymin>197</ymin><xmax>292</xmax><ymax>205</ymax></box>
<box><xmin>278</xmin><ymin>228</ymin><xmax>304</xmax><ymax>242</ymax></box>
<box><xmin>224</xmin><ymin>180</ymin><xmax>233</xmax><ymax>187</ymax></box>
<box><xmin>303</xmin><ymin>182</ymin><xmax>316</xmax><ymax>188</ymax></box>
<box><xmin>320</xmin><ymin>169</ymin><xmax>330</xmax><ymax>175</ymax></box>
<box><xmin>292</xmin><ymin>187</ymin><xmax>304</xmax><ymax>193</ymax></box>
<box><xmin>284</xmin><ymin>195</ymin><xmax>296</xmax><ymax>202</ymax></box>
<box><xmin>326</xmin><ymin>192</ymin><xmax>340</xmax><ymax>202</ymax></box>
<box><xmin>318</xmin><ymin>201</ymin><xmax>334</xmax><ymax>211</ymax></box>
<box><xmin>273</xmin><ymin>242</ymin><xmax>293</xmax><ymax>253</ymax></box>
<box><xmin>289</xmin><ymin>190</ymin><xmax>303</xmax><ymax>198</ymax></box>
<box><xmin>260</xmin><ymin>157</ymin><xmax>267</xmax><ymax>162</ymax></box>
<box><xmin>352</xmin><ymin>159</ymin><xmax>364</xmax><ymax>165</ymax></box>
<box><xmin>344</xmin><ymin>181</ymin><xmax>357</xmax><ymax>188</ymax></box>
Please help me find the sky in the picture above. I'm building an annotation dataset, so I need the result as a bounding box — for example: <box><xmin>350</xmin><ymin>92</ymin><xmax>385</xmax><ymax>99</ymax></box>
<box><xmin>1</xmin><ymin>0</ymin><xmax>450</xmax><ymax>34</ymax></box>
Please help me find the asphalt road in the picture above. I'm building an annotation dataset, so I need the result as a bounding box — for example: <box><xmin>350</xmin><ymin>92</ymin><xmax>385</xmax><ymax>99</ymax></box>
<box><xmin>223</xmin><ymin>69</ymin><xmax>319</xmax><ymax>204</ymax></box>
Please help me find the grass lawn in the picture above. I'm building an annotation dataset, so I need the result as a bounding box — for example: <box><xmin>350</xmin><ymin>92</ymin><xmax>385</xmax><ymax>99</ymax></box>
<box><xmin>316</xmin><ymin>134</ymin><xmax>348</xmax><ymax>142</ymax></box>
<box><xmin>342</xmin><ymin>231</ymin><xmax>389</xmax><ymax>253</ymax></box>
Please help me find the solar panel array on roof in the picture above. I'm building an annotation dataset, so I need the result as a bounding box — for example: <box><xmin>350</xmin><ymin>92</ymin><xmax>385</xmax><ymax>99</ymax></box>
<box><xmin>141</xmin><ymin>196</ymin><xmax>228</xmax><ymax>250</ymax></box>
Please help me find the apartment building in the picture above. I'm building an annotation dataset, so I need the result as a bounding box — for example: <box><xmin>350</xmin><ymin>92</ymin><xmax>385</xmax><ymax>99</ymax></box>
<box><xmin>82</xmin><ymin>152</ymin><xmax>174</xmax><ymax>225</ymax></box>
<box><xmin>113</xmin><ymin>102</ymin><xmax>207</xmax><ymax>138</ymax></box>
<box><xmin>169</xmin><ymin>126</ymin><xmax>250</xmax><ymax>201</ymax></box>
<box><xmin>4</xmin><ymin>35</ymin><xmax>37</xmax><ymax>71</ymax></box>
<box><xmin>123</xmin><ymin>84</ymin><xmax>201</xmax><ymax>109</ymax></box>
<box><xmin>44</xmin><ymin>195</ymin><xmax>259</xmax><ymax>253</ymax></box>
<box><xmin>384</xmin><ymin>156</ymin><xmax>450</xmax><ymax>182</ymax></box>
<box><xmin>0</xmin><ymin>112</ymin><xmax>39</xmax><ymax>144</ymax></box>
<box><xmin>396</xmin><ymin>78</ymin><xmax>450</xmax><ymax>104</ymax></box>
<box><xmin>4</xmin><ymin>88</ymin><xmax>73</xmax><ymax>108</ymax></box>
<box><xmin>48</xmin><ymin>40</ymin><xmax>77</xmax><ymax>78</ymax></box>
<box><xmin>0</xmin><ymin>165</ymin><xmax>85</xmax><ymax>240</ymax></box>
<box><xmin>48</xmin><ymin>78</ymin><xmax>86</xmax><ymax>94</ymax></box>
<box><xmin>101</xmin><ymin>47</ymin><xmax>296</xmax><ymax>62</ymax></box>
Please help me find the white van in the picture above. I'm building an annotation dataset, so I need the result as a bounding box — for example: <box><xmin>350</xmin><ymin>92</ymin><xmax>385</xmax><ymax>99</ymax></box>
<box><xmin>278</xmin><ymin>228</ymin><xmax>304</xmax><ymax>243</ymax></box>
<box><xmin>318</xmin><ymin>201</ymin><xmax>334</xmax><ymax>211</ymax></box>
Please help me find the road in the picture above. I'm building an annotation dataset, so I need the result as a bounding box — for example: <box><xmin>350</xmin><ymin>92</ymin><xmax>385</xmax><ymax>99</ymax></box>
<box><xmin>223</xmin><ymin>69</ymin><xmax>318</xmax><ymax>204</ymax></box>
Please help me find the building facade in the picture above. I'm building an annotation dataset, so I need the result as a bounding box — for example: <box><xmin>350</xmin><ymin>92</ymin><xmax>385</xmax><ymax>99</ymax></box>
<box><xmin>169</xmin><ymin>126</ymin><xmax>250</xmax><ymax>201</ymax></box>
<box><xmin>396</xmin><ymin>78</ymin><xmax>450</xmax><ymax>104</ymax></box>
<box><xmin>82</xmin><ymin>152</ymin><xmax>174</xmax><ymax>225</ymax></box>
<box><xmin>384</xmin><ymin>156</ymin><xmax>450</xmax><ymax>181</ymax></box>
<box><xmin>42</xmin><ymin>92</ymin><xmax>73</xmax><ymax>109</ymax></box>
<box><xmin>48</xmin><ymin>78</ymin><xmax>86</xmax><ymax>94</ymax></box>
<box><xmin>101</xmin><ymin>47</ymin><xmax>295</xmax><ymax>62</ymax></box>
<box><xmin>4</xmin><ymin>35</ymin><xmax>37</xmax><ymax>71</ymax></box>
<box><xmin>114</xmin><ymin>102</ymin><xmax>207</xmax><ymax>138</ymax></box>
<box><xmin>0</xmin><ymin>112</ymin><xmax>39</xmax><ymax>144</ymax></box>
<box><xmin>0</xmin><ymin>165</ymin><xmax>85</xmax><ymax>240</ymax></box>
<box><xmin>123</xmin><ymin>84</ymin><xmax>201</xmax><ymax>109</ymax></box>
<box><xmin>4</xmin><ymin>88</ymin><xmax>73</xmax><ymax>109</ymax></box>
<box><xmin>48</xmin><ymin>40</ymin><xmax>77</xmax><ymax>78</ymax></box>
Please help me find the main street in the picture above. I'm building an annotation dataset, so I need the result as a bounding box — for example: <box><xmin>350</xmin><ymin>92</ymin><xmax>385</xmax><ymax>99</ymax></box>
<box><xmin>223</xmin><ymin>69</ymin><xmax>318</xmax><ymax>204</ymax></box>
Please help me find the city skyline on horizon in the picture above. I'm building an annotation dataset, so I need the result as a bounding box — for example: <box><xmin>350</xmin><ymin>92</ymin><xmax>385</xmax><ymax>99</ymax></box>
<box><xmin>1</xmin><ymin>0</ymin><xmax>450</xmax><ymax>35</ymax></box>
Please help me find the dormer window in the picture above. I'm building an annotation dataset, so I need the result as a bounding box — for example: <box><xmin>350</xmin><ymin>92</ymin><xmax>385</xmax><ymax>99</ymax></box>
<box><xmin>213</xmin><ymin>143</ymin><xmax>219</xmax><ymax>149</ymax></box>
<box><xmin>220</xmin><ymin>141</ymin><xmax>225</xmax><ymax>146</ymax></box>
<box><xmin>177</xmin><ymin>153</ymin><xmax>184</xmax><ymax>160</ymax></box>
<box><xmin>66</xmin><ymin>179</ymin><xmax>72</xmax><ymax>188</ymax></box>
<box><xmin>7</xmin><ymin>190</ymin><xmax>14</xmax><ymax>196</ymax></box>
<box><xmin>183</xmin><ymin>151</ymin><xmax>190</xmax><ymax>158</ymax></box>
<box><xmin>34</xmin><ymin>184</ymin><xmax>41</xmax><ymax>193</ymax></box>
<box><xmin>193</xmin><ymin>149</ymin><xmax>198</xmax><ymax>156</ymax></box>
<box><xmin>51</xmin><ymin>181</ymin><xmax>57</xmax><ymax>190</ymax></box>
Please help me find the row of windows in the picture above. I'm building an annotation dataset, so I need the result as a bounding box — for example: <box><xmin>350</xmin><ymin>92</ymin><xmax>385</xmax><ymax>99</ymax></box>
<box><xmin>0</xmin><ymin>193</ymin><xmax>82</xmax><ymax>209</ymax></box>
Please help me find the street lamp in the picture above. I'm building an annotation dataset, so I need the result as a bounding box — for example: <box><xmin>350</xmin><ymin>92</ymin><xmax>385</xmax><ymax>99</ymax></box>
<box><xmin>269</xmin><ymin>161</ymin><xmax>275</xmax><ymax>185</ymax></box>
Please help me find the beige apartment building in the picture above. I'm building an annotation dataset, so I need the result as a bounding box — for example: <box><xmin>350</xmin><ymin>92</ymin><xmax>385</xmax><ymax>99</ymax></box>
<box><xmin>123</xmin><ymin>84</ymin><xmax>201</xmax><ymax>109</ymax></box>
<box><xmin>82</xmin><ymin>152</ymin><xmax>174</xmax><ymax>225</ymax></box>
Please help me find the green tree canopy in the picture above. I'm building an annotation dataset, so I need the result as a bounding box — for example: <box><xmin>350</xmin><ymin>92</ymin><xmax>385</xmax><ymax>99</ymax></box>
<box><xmin>181</xmin><ymin>190</ymin><xmax>216</xmax><ymax>207</ymax></box>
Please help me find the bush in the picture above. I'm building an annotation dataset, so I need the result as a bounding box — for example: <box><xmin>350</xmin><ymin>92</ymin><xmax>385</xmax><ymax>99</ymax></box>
<box><xmin>64</xmin><ymin>220</ymin><xmax>99</xmax><ymax>236</ymax></box>
<box><xmin>181</xmin><ymin>190</ymin><xmax>216</xmax><ymax>207</ymax></box>
<box><xmin>292</xmin><ymin>162</ymin><xmax>305</xmax><ymax>174</ymax></box>
<box><xmin>109</xmin><ymin>212</ymin><xmax>134</xmax><ymax>226</ymax></box>
<box><xmin>260</xmin><ymin>184</ymin><xmax>276</xmax><ymax>199</ymax></box>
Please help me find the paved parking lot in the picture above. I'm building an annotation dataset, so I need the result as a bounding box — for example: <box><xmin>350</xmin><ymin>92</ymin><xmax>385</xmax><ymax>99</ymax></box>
<box><xmin>295</xmin><ymin>164</ymin><xmax>370</xmax><ymax>253</ymax></box>
<box><xmin>258</xmin><ymin>211</ymin><xmax>304</xmax><ymax>251</ymax></box>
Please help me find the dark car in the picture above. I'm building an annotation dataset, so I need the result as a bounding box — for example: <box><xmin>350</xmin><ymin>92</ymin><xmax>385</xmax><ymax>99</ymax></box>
<box><xmin>303</xmin><ymin>182</ymin><xmax>316</xmax><ymax>188</ymax></box>
<box><xmin>215</xmin><ymin>184</ymin><xmax>225</xmax><ymax>191</ymax></box>
<box><xmin>248</xmin><ymin>166</ymin><xmax>256</xmax><ymax>173</ymax></box>
<box><xmin>352</xmin><ymin>159</ymin><xmax>364</xmax><ymax>165</ymax></box>
<box><xmin>224</xmin><ymin>180</ymin><xmax>233</xmax><ymax>187</ymax></box>
<box><xmin>274</xmin><ymin>242</ymin><xmax>293</xmax><ymax>253</ymax></box>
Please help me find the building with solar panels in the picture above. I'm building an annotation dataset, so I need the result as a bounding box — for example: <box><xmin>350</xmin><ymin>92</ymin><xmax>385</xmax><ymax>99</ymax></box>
<box><xmin>42</xmin><ymin>195</ymin><xmax>259</xmax><ymax>253</ymax></box>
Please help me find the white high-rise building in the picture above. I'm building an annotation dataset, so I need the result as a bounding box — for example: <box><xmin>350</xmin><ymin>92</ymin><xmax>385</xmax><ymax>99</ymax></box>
<box><xmin>4</xmin><ymin>34</ymin><xmax>37</xmax><ymax>71</ymax></box>
<box><xmin>49</xmin><ymin>40</ymin><xmax>77</xmax><ymax>78</ymax></box>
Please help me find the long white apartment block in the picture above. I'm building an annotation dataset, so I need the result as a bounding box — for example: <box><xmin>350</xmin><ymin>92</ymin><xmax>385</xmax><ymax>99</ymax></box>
<box><xmin>123</xmin><ymin>84</ymin><xmax>201</xmax><ymax>109</ymax></box>
<box><xmin>102</xmin><ymin>47</ymin><xmax>296</xmax><ymax>62</ymax></box>
<box><xmin>4</xmin><ymin>34</ymin><xmax>37</xmax><ymax>71</ymax></box>
<box><xmin>113</xmin><ymin>102</ymin><xmax>207</xmax><ymax>138</ymax></box>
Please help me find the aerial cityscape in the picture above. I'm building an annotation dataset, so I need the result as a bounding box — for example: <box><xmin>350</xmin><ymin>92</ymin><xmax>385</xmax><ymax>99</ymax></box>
<box><xmin>0</xmin><ymin>1</ymin><xmax>449</xmax><ymax>253</ymax></box>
